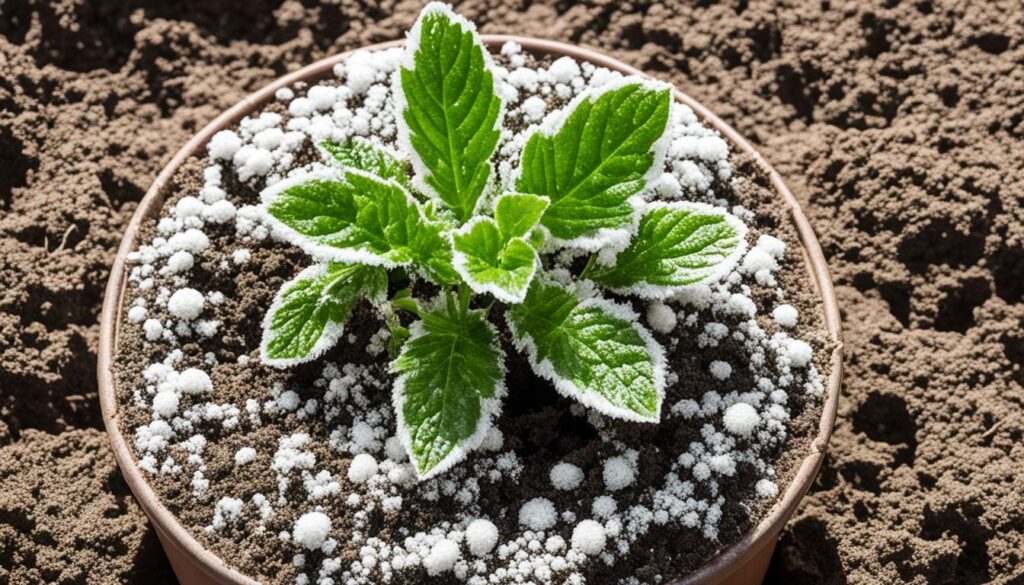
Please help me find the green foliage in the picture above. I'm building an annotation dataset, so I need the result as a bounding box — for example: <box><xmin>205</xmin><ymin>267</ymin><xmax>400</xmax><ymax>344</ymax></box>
<box><xmin>392</xmin><ymin>299</ymin><xmax>504</xmax><ymax>477</ymax></box>
<box><xmin>257</xmin><ymin>3</ymin><xmax>749</xmax><ymax>478</ymax></box>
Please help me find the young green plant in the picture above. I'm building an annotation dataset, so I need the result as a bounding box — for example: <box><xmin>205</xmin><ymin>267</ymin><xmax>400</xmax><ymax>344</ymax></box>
<box><xmin>258</xmin><ymin>2</ymin><xmax>748</xmax><ymax>478</ymax></box>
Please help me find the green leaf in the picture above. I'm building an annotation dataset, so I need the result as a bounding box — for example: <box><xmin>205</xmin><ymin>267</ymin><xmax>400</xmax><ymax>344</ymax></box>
<box><xmin>587</xmin><ymin>202</ymin><xmax>747</xmax><ymax>298</ymax></box>
<box><xmin>397</xmin><ymin>4</ymin><xmax>503</xmax><ymax>221</ymax></box>
<box><xmin>494</xmin><ymin>193</ymin><xmax>550</xmax><ymax>240</ymax></box>
<box><xmin>451</xmin><ymin>217</ymin><xmax>538</xmax><ymax>303</ymax></box>
<box><xmin>506</xmin><ymin>281</ymin><xmax>664</xmax><ymax>422</ymax></box>
<box><xmin>392</xmin><ymin>299</ymin><xmax>505</xmax><ymax>478</ymax></box>
<box><xmin>261</xmin><ymin>169</ymin><xmax>457</xmax><ymax>285</ymax></box>
<box><xmin>516</xmin><ymin>80</ymin><xmax>672</xmax><ymax>248</ymax></box>
<box><xmin>260</xmin><ymin>263</ymin><xmax>387</xmax><ymax>367</ymax></box>
<box><xmin>320</xmin><ymin>137</ymin><xmax>411</xmax><ymax>190</ymax></box>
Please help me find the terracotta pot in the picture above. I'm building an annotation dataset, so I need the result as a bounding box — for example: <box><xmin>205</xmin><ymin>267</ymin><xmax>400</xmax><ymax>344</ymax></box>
<box><xmin>98</xmin><ymin>36</ymin><xmax>843</xmax><ymax>585</ymax></box>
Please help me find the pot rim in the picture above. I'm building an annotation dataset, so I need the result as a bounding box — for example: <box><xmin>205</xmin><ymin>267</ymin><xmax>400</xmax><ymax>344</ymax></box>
<box><xmin>98</xmin><ymin>35</ymin><xmax>843</xmax><ymax>585</ymax></box>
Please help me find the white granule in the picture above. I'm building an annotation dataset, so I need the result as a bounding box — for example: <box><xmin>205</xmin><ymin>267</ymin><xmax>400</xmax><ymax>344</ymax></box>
<box><xmin>384</xmin><ymin>436</ymin><xmax>407</xmax><ymax>462</ymax></box>
<box><xmin>592</xmin><ymin>496</ymin><xmax>617</xmax><ymax>518</ymax></box>
<box><xmin>177</xmin><ymin>368</ymin><xmax>212</xmax><ymax>394</ymax></box>
<box><xmin>709</xmin><ymin>360</ymin><xmax>732</xmax><ymax>380</ymax></box>
<box><xmin>278</xmin><ymin>390</ymin><xmax>300</xmax><ymax>411</ymax></box>
<box><xmin>465</xmin><ymin>519</ymin><xmax>499</xmax><ymax>557</ymax></box>
<box><xmin>756</xmin><ymin>479</ymin><xmax>779</xmax><ymax>498</ymax></box>
<box><xmin>423</xmin><ymin>538</ymin><xmax>461</xmax><ymax>576</ymax></box>
<box><xmin>757</xmin><ymin>234</ymin><xmax>786</xmax><ymax>258</ymax></box>
<box><xmin>152</xmin><ymin>391</ymin><xmax>179</xmax><ymax>418</ymax></box>
<box><xmin>708</xmin><ymin>454</ymin><xmax>737</xmax><ymax>475</ymax></box>
<box><xmin>571</xmin><ymin>520</ymin><xmax>607</xmax><ymax>555</ymax></box>
<box><xmin>549</xmin><ymin>462</ymin><xmax>584</xmax><ymax>491</ymax></box>
<box><xmin>773</xmin><ymin>304</ymin><xmax>799</xmax><ymax>328</ymax></box>
<box><xmin>292</xmin><ymin>511</ymin><xmax>331</xmax><ymax>550</ymax></box>
<box><xmin>234</xmin><ymin>146</ymin><xmax>274</xmax><ymax>180</ymax></box>
<box><xmin>208</xmin><ymin>130</ymin><xmax>241</xmax><ymax>160</ymax></box>
<box><xmin>127</xmin><ymin>306</ymin><xmax>147</xmax><ymax>322</ymax></box>
<box><xmin>231</xmin><ymin>248</ymin><xmax>251</xmax><ymax>265</ymax></box>
<box><xmin>548</xmin><ymin>56</ymin><xmax>581</xmax><ymax>83</ymax></box>
<box><xmin>168</xmin><ymin>288</ymin><xmax>204</xmax><ymax>320</ymax></box>
<box><xmin>507</xmin><ymin>67</ymin><xmax>538</xmax><ymax>89</ymax></box>
<box><xmin>213</xmin><ymin>497</ymin><xmax>243</xmax><ymax>528</ymax></box>
<box><xmin>784</xmin><ymin>339</ymin><xmax>813</xmax><ymax>367</ymax></box>
<box><xmin>202</xmin><ymin>200</ymin><xmax>237</xmax><ymax>224</ymax></box>
<box><xmin>166</xmin><ymin>251</ymin><xmax>194</xmax><ymax>274</ymax></box>
<box><xmin>288</xmin><ymin>97</ymin><xmax>314</xmax><ymax>117</ymax></box>
<box><xmin>174</xmin><ymin>196</ymin><xmax>204</xmax><ymax>219</ymax></box>
<box><xmin>741</xmin><ymin>247</ymin><xmax>777</xmax><ymax>274</ymax></box>
<box><xmin>723</xmin><ymin>402</ymin><xmax>760</xmax><ymax>436</ymax></box>
<box><xmin>347</xmin><ymin>453</ymin><xmax>378</xmax><ymax>484</ymax></box>
<box><xmin>142</xmin><ymin>319</ymin><xmax>163</xmax><ymax>341</ymax></box>
<box><xmin>480</xmin><ymin>427</ymin><xmax>504</xmax><ymax>452</ymax></box>
<box><xmin>168</xmin><ymin>228</ymin><xmax>209</xmax><ymax>253</ymax></box>
<box><xmin>234</xmin><ymin>447</ymin><xmax>257</xmax><ymax>466</ymax></box>
<box><xmin>545</xmin><ymin>535</ymin><xmax>566</xmax><ymax>553</ymax></box>
<box><xmin>275</xmin><ymin>87</ymin><xmax>294</xmax><ymax>101</ymax></box>
<box><xmin>307</xmin><ymin>85</ymin><xmax>337</xmax><ymax>110</ymax></box>
<box><xmin>602</xmin><ymin>456</ymin><xmax>636</xmax><ymax>491</ymax></box>
<box><xmin>726</xmin><ymin>293</ymin><xmax>757</xmax><ymax>317</ymax></box>
<box><xmin>521</xmin><ymin>96</ymin><xmax>547</xmax><ymax>120</ymax></box>
<box><xmin>519</xmin><ymin>498</ymin><xmax>558</xmax><ymax>531</ymax></box>
<box><xmin>646</xmin><ymin>302</ymin><xmax>677</xmax><ymax>334</ymax></box>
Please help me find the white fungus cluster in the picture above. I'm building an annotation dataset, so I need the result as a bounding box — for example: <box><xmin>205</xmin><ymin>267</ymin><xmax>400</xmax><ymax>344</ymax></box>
<box><xmin>120</xmin><ymin>39</ymin><xmax>825</xmax><ymax>585</ymax></box>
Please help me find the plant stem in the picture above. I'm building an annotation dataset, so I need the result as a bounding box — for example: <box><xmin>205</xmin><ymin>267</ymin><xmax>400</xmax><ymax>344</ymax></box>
<box><xmin>458</xmin><ymin>283</ymin><xmax>471</xmax><ymax>316</ymax></box>
<box><xmin>580</xmin><ymin>254</ymin><xmax>598</xmax><ymax>279</ymax></box>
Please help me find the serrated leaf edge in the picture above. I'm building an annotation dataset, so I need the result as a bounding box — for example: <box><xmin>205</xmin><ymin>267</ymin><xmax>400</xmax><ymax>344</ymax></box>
<box><xmin>259</xmin><ymin>264</ymin><xmax>348</xmax><ymax>369</ymax></box>
<box><xmin>390</xmin><ymin>302</ymin><xmax>507</xmax><ymax>480</ymax></box>
<box><xmin>392</xmin><ymin>1</ymin><xmax>505</xmax><ymax>218</ymax></box>
<box><xmin>505</xmin><ymin>280</ymin><xmax>666</xmax><ymax>422</ymax></box>
<box><xmin>597</xmin><ymin>200</ymin><xmax>749</xmax><ymax>299</ymax></box>
<box><xmin>259</xmin><ymin>168</ymin><xmax>434</xmax><ymax>268</ymax></box>
<box><xmin>513</xmin><ymin>76</ymin><xmax>675</xmax><ymax>251</ymax></box>
<box><xmin>450</xmin><ymin>216</ymin><xmax>538</xmax><ymax>303</ymax></box>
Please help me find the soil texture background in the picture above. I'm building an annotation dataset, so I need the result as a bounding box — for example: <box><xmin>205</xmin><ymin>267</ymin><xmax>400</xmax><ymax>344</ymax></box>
<box><xmin>1</xmin><ymin>0</ymin><xmax>1022</xmax><ymax>583</ymax></box>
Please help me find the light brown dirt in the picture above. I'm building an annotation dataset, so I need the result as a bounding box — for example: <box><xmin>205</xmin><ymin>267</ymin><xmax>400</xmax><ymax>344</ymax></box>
<box><xmin>1</xmin><ymin>0</ymin><xmax>1022</xmax><ymax>583</ymax></box>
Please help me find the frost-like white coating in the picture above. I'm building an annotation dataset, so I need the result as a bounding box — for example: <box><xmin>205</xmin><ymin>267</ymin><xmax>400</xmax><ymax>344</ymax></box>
<box><xmin>167</xmin><ymin>288</ymin><xmax>204</xmax><ymax>320</ymax></box>
<box><xmin>773</xmin><ymin>304</ymin><xmax>799</xmax><ymax>328</ymax></box>
<box><xmin>347</xmin><ymin>453</ymin><xmax>378</xmax><ymax>484</ymax></box>
<box><xmin>602</xmin><ymin>456</ymin><xmax>636</xmax><ymax>491</ymax></box>
<box><xmin>465</xmin><ymin>518</ymin><xmax>499</xmax><ymax>557</ymax></box>
<box><xmin>571</xmin><ymin>520</ymin><xmax>607</xmax><ymax>555</ymax></box>
<box><xmin>723</xmin><ymin>402</ymin><xmax>760</xmax><ymax>436</ymax></box>
<box><xmin>292</xmin><ymin>512</ymin><xmax>331</xmax><ymax>550</ymax></box>
<box><xmin>519</xmin><ymin>497</ymin><xmax>557</xmax><ymax>531</ymax></box>
<box><xmin>423</xmin><ymin>538</ymin><xmax>461</xmax><ymax>576</ymax></box>
<box><xmin>549</xmin><ymin>462</ymin><xmax>584</xmax><ymax>490</ymax></box>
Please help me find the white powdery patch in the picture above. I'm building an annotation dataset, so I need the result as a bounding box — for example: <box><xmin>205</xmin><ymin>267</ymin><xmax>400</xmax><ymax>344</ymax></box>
<box><xmin>293</xmin><ymin>511</ymin><xmax>332</xmax><ymax>550</ymax></box>
<box><xmin>773</xmin><ymin>304</ymin><xmax>799</xmax><ymax>328</ymax></box>
<box><xmin>602</xmin><ymin>455</ymin><xmax>637</xmax><ymax>491</ymax></box>
<box><xmin>550</xmin><ymin>462</ymin><xmax>585</xmax><ymax>491</ymax></box>
<box><xmin>723</xmin><ymin>403</ymin><xmax>760</xmax><ymax>436</ymax></box>
<box><xmin>571</xmin><ymin>520</ymin><xmax>607</xmax><ymax>555</ymax></box>
<box><xmin>519</xmin><ymin>498</ymin><xmax>558</xmax><ymax>531</ymax></box>
<box><xmin>465</xmin><ymin>519</ymin><xmax>499</xmax><ymax>557</ymax></box>
<box><xmin>167</xmin><ymin>288</ymin><xmax>204</xmax><ymax>320</ymax></box>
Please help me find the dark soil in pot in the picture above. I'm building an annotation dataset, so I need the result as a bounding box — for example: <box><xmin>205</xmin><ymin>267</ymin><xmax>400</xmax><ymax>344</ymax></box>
<box><xmin>109</xmin><ymin>37</ymin><xmax>834</xmax><ymax>585</ymax></box>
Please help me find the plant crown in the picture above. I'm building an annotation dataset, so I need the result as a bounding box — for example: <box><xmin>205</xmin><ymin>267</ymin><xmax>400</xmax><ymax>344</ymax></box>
<box><xmin>258</xmin><ymin>2</ymin><xmax>748</xmax><ymax>478</ymax></box>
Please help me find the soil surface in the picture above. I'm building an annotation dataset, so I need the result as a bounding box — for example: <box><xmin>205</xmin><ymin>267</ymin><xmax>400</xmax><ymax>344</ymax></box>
<box><xmin>1</xmin><ymin>0</ymin><xmax>1022</xmax><ymax>584</ymax></box>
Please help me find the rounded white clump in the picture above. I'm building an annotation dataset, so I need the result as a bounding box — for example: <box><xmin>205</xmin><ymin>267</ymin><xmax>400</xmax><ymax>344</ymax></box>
<box><xmin>347</xmin><ymin>454</ymin><xmax>378</xmax><ymax>484</ymax></box>
<box><xmin>548</xmin><ymin>56</ymin><xmax>581</xmax><ymax>83</ymax></box>
<box><xmin>571</xmin><ymin>520</ymin><xmax>607</xmax><ymax>555</ymax></box>
<box><xmin>521</xmin><ymin>96</ymin><xmax>547</xmax><ymax>121</ymax></box>
<box><xmin>602</xmin><ymin>456</ymin><xmax>636</xmax><ymax>491</ymax></box>
<box><xmin>307</xmin><ymin>85</ymin><xmax>337</xmax><ymax>110</ymax></box>
<box><xmin>773</xmin><ymin>304</ymin><xmax>799</xmax><ymax>328</ymax></box>
<box><xmin>592</xmin><ymin>496</ymin><xmax>617</xmax><ymax>518</ymax></box>
<box><xmin>208</xmin><ymin>130</ymin><xmax>241</xmax><ymax>160</ymax></box>
<box><xmin>423</xmin><ymin>538</ymin><xmax>460</xmax><ymax>576</ymax></box>
<box><xmin>784</xmin><ymin>339</ymin><xmax>813</xmax><ymax>367</ymax></box>
<box><xmin>720</xmin><ymin>403</ymin><xmax>761</xmax><ymax>434</ymax></box>
<box><xmin>177</xmin><ymin>368</ymin><xmax>212</xmax><ymax>394</ymax></box>
<box><xmin>167</xmin><ymin>288</ymin><xmax>204</xmax><ymax>320</ymax></box>
<box><xmin>143</xmin><ymin>318</ymin><xmax>163</xmax><ymax>341</ymax></box>
<box><xmin>174</xmin><ymin>196</ymin><xmax>204</xmax><ymax>219</ymax></box>
<box><xmin>234</xmin><ymin>447</ymin><xmax>257</xmax><ymax>466</ymax></box>
<box><xmin>646</xmin><ymin>302</ymin><xmax>677</xmax><ymax>334</ymax></box>
<box><xmin>202</xmin><ymin>200</ymin><xmax>237</xmax><ymax>224</ymax></box>
<box><xmin>723</xmin><ymin>402</ymin><xmax>761</xmax><ymax>436</ymax></box>
<box><xmin>709</xmin><ymin>360</ymin><xmax>732</xmax><ymax>380</ymax></box>
<box><xmin>278</xmin><ymin>390</ymin><xmax>300</xmax><ymax>411</ymax></box>
<box><xmin>152</xmin><ymin>391</ymin><xmax>179</xmax><ymax>418</ymax></box>
<box><xmin>166</xmin><ymin>251</ymin><xmax>194</xmax><ymax>274</ymax></box>
<box><xmin>292</xmin><ymin>512</ymin><xmax>331</xmax><ymax>550</ymax></box>
<box><xmin>519</xmin><ymin>498</ymin><xmax>557</xmax><ymax>531</ymax></box>
<box><xmin>465</xmin><ymin>518</ymin><xmax>499</xmax><ymax>557</ymax></box>
<box><xmin>756</xmin><ymin>479</ymin><xmax>779</xmax><ymax>498</ymax></box>
<box><xmin>549</xmin><ymin>462</ymin><xmax>584</xmax><ymax>491</ymax></box>
<box><xmin>127</xmin><ymin>306</ymin><xmax>147</xmax><ymax>322</ymax></box>
<box><xmin>168</xmin><ymin>228</ymin><xmax>209</xmax><ymax>253</ymax></box>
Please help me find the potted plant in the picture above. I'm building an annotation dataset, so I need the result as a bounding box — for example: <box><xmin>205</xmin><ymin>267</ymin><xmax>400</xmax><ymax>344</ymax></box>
<box><xmin>99</xmin><ymin>4</ymin><xmax>842</xmax><ymax>584</ymax></box>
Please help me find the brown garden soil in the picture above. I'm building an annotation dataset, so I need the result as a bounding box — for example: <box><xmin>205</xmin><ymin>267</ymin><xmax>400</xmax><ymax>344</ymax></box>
<box><xmin>1</xmin><ymin>0</ymin><xmax>1022</xmax><ymax>584</ymax></box>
